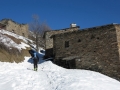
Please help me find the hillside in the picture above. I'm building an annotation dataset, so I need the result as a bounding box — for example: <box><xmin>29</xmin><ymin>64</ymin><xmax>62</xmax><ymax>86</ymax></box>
<box><xmin>0</xmin><ymin>29</ymin><xmax>120</xmax><ymax>90</ymax></box>
<box><xmin>0</xmin><ymin>29</ymin><xmax>32</xmax><ymax>62</ymax></box>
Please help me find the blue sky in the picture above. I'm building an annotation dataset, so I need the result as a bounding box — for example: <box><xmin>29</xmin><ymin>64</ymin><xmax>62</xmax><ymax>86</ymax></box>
<box><xmin>0</xmin><ymin>0</ymin><xmax>120</xmax><ymax>30</ymax></box>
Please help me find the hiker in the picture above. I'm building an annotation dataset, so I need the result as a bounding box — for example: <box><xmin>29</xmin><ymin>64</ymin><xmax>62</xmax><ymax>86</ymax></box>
<box><xmin>29</xmin><ymin>49</ymin><xmax>39</xmax><ymax>71</ymax></box>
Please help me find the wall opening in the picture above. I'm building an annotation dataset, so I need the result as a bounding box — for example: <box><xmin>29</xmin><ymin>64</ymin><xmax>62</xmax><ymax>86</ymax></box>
<box><xmin>97</xmin><ymin>37</ymin><xmax>100</xmax><ymax>40</ymax></box>
<box><xmin>78</xmin><ymin>39</ymin><xmax>81</xmax><ymax>42</ymax></box>
<box><xmin>91</xmin><ymin>35</ymin><xmax>95</xmax><ymax>39</ymax></box>
<box><xmin>65</xmin><ymin>41</ymin><xmax>69</xmax><ymax>48</ymax></box>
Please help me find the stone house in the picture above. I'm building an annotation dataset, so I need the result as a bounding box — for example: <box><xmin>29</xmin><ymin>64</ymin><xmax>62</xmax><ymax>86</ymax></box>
<box><xmin>44</xmin><ymin>23</ymin><xmax>80</xmax><ymax>58</ymax></box>
<box><xmin>0</xmin><ymin>19</ymin><xmax>28</xmax><ymax>38</ymax></box>
<box><xmin>45</xmin><ymin>23</ymin><xmax>120</xmax><ymax>81</ymax></box>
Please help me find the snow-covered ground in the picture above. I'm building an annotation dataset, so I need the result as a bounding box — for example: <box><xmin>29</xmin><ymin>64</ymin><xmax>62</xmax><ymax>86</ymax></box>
<box><xmin>0</xmin><ymin>29</ymin><xmax>120</xmax><ymax>90</ymax></box>
<box><xmin>0</xmin><ymin>55</ymin><xmax>120</xmax><ymax>90</ymax></box>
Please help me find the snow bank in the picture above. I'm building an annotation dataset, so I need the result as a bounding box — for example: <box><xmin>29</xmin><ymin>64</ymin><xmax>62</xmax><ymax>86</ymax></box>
<box><xmin>0</xmin><ymin>56</ymin><xmax>120</xmax><ymax>90</ymax></box>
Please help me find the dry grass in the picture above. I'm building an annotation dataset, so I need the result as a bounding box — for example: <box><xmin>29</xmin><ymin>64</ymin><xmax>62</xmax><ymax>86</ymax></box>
<box><xmin>4</xmin><ymin>34</ymin><xmax>23</xmax><ymax>44</ymax></box>
<box><xmin>0</xmin><ymin>47</ymin><xmax>31</xmax><ymax>63</ymax></box>
<box><xmin>0</xmin><ymin>33</ymin><xmax>31</xmax><ymax>63</ymax></box>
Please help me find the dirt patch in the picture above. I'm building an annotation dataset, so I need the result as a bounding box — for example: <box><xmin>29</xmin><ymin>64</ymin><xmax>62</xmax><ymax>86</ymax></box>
<box><xmin>0</xmin><ymin>33</ymin><xmax>32</xmax><ymax>63</ymax></box>
<box><xmin>4</xmin><ymin>34</ymin><xmax>23</xmax><ymax>44</ymax></box>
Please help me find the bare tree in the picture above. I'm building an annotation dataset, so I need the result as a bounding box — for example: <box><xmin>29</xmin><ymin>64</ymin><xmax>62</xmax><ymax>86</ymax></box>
<box><xmin>29</xmin><ymin>14</ymin><xmax>51</xmax><ymax>51</ymax></box>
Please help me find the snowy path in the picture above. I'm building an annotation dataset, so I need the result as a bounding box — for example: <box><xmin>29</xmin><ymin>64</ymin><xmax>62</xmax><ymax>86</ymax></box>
<box><xmin>0</xmin><ymin>57</ymin><xmax>120</xmax><ymax>90</ymax></box>
<box><xmin>0</xmin><ymin>57</ymin><xmax>52</xmax><ymax>90</ymax></box>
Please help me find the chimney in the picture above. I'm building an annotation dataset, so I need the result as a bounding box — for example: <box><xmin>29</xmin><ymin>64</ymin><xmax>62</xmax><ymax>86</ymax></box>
<box><xmin>70</xmin><ymin>23</ymin><xmax>77</xmax><ymax>28</ymax></box>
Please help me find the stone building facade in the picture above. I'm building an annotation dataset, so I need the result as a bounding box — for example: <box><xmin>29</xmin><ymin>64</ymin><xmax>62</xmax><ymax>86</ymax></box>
<box><xmin>51</xmin><ymin>24</ymin><xmax>120</xmax><ymax>81</ymax></box>
<box><xmin>0</xmin><ymin>19</ymin><xmax>28</xmax><ymax>38</ymax></box>
<box><xmin>44</xmin><ymin>24</ymin><xmax>80</xmax><ymax>58</ymax></box>
<box><xmin>0</xmin><ymin>22</ymin><xmax>6</xmax><ymax>29</ymax></box>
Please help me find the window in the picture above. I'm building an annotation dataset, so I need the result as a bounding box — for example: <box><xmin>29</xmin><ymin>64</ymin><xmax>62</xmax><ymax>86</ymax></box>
<box><xmin>97</xmin><ymin>37</ymin><xmax>99</xmax><ymax>40</ymax></box>
<box><xmin>78</xmin><ymin>39</ymin><xmax>81</xmax><ymax>42</ymax></box>
<box><xmin>91</xmin><ymin>35</ymin><xmax>95</xmax><ymax>39</ymax></box>
<box><xmin>65</xmin><ymin>41</ymin><xmax>69</xmax><ymax>48</ymax></box>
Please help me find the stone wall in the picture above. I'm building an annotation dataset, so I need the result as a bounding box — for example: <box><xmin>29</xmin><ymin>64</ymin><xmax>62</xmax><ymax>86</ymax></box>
<box><xmin>0</xmin><ymin>19</ymin><xmax>28</xmax><ymax>38</ymax></box>
<box><xmin>44</xmin><ymin>26</ymin><xmax>80</xmax><ymax>58</ymax></box>
<box><xmin>115</xmin><ymin>24</ymin><xmax>120</xmax><ymax>59</ymax></box>
<box><xmin>53</xmin><ymin>24</ymin><xmax>120</xmax><ymax>81</ymax></box>
<box><xmin>0</xmin><ymin>23</ymin><xmax>6</xmax><ymax>29</ymax></box>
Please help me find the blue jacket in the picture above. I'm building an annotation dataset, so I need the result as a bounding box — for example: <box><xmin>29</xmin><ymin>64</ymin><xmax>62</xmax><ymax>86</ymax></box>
<box><xmin>29</xmin><ymin>50</ymin><xmax>39</xmax><ymax>60</ymax></box>
<box><xmin>34</xmin><ymin>53</ymin><xmax>36</xmax><ymax>58</ymax></box>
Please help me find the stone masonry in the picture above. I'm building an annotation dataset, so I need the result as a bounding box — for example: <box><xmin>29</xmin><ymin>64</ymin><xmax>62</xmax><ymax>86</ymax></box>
<box><xmin>53</xmin><ymin>24</ymin><xmax>120</xmax><ymax>80</ymax></box>
<box><xmin>51</xmin><ymin>24</ymin><xmax>120</xmax><ymax>81</ymax></box>
<box><xmin>44</xmin><ymin>24</ymin><xmax>80</xmax><ymax>58</ymax></box>
<box><xmin>0</xmin><ymin>19</ymin><xmax>28</xmax><ymax>38</ymax></box>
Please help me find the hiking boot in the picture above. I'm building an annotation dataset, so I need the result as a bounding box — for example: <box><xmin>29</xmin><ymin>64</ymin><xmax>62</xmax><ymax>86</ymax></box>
<box><xmin>34</xmin><ymin>68</ymin><xmax>36</xmax><ymax>71</ymax></box>
<box><xmin>34</xmin><ymin>68</ymin><xmax>37</xmax><ymax>71</ymax></box>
